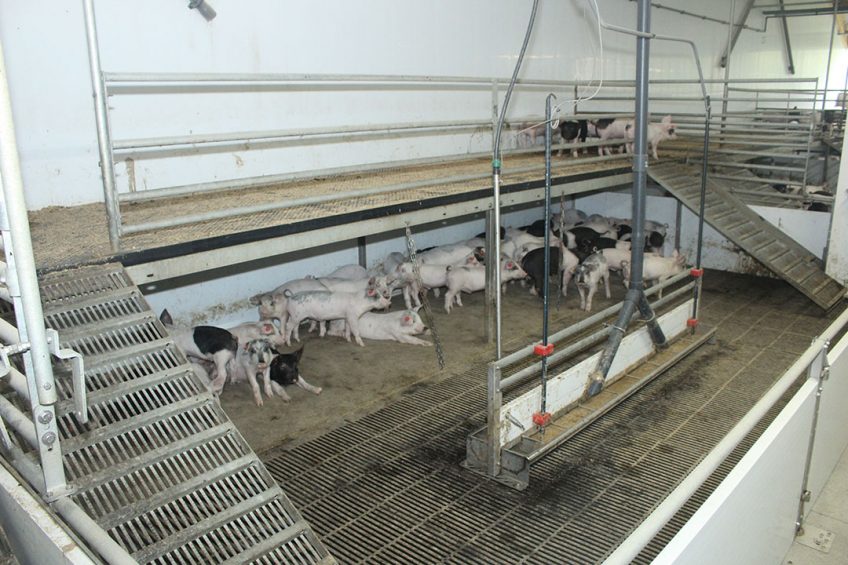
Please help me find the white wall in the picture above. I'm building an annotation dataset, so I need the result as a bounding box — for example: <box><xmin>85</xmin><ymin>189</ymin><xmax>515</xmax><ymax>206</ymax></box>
<box><xmin>0</xmin><ymin>0</ymin><xmax>842</xmax><ymax>210</ymax></box>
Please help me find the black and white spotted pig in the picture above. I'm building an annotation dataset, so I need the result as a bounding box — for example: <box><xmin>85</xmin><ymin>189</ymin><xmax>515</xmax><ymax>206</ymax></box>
<box><xmin>572</xmin><ymin>253</ymin><xmax>611</xmax><ymax>312</ymax></box>
<box><xmin>172</xmin><ymin>326</ymin><xmax>238</xmax><ymax>395</ymax></box>
<box><xmin>230</xmin><ymin>338</ymin><xmax>276</xmax><ymax>406</ymax></box>
<box><xmin>267</xmin><ymin>346</ymin><xmax>322</xmax><ymax>402</ymax></box>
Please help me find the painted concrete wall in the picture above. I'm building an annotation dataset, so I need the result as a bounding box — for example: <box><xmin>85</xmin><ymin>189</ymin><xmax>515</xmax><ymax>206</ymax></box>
<box><xmin>0</xmin><ymin>0</ymin><xmax>843</xmax><ymax>210</ymax></box>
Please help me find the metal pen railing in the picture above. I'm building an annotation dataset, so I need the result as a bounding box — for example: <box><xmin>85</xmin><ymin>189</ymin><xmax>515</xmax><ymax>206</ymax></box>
<box><xmin>82</xmin><ymin>0</ymin><xmax>832</xmax><ymax>252</ymax></box>
<box><xmin>1</xmin><ymin>26</ymin><xmax>135</xmax><ymax>564</ymax></box>
<box><xmin>478</xmin><ymin>270</ymin><xmax>694</xmax><ymax>480</ymax></box>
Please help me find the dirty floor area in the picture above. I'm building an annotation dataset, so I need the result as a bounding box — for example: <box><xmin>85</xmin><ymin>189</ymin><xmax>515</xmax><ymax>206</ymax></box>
<box><xmin>216</xmin><ymin>269</ymin><xmax>843</xmax><ymax>563</ymax></box>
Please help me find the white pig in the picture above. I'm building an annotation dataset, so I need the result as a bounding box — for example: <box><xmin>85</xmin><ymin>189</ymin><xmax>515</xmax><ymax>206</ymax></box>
<box><xmin>326</xmin><ymin>264</ymin><xmax>369</xmax><ymax>280</ymax></box>
<box><xmin>283</xmin><ymin>288</ymin><xmax>392</xmax><ymax>347</ymax></box>
<box><xmin>419</xmin><ymin>245</ymin><xmax>483</xmax><ymax>266</ymax></box>
<box><xmin>326</xmin><ymin>308</ymin><xmax>431</xmax><ymax>346</ymax></box>
<box><xmin>624</xmin><ymin>115</ymin><xmax>678</xmax><ymax>160</ymax></box>
<box><xmin>601</xmin><ymin>248</ymin><xmax>632</xmax><ymax>272</ymax></box>
<box><xmin>444</xmin><ymin>261</ymin><xmax>527</xmax><ymax>313</ymax></box>
<box><xmin>621</xmin><ymin>249</ymin><xmax>686</xmax><ymax>298</ymax></box>
<box><xmin>228</xmin><ymin>320</ymin><xmax>287</xmax><ymax>349</ymax></box>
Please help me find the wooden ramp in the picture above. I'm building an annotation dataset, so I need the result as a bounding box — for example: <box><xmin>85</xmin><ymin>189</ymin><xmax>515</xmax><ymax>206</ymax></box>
<box><xmin>649</xmin><ymin>162</ymin><xmax>844</xmax><ymax>311</ymax></box>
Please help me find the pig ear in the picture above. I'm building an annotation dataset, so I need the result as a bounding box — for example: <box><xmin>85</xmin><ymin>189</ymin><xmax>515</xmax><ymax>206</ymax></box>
<box><xmin>367</xmin><ymin>288</ymin><xmax>376</xmax><ymax>296</ymax></box>
<box><xmin>412</xmin><ymin>305</ymin><xmax>422</xmax><ymax>313</ymax></box>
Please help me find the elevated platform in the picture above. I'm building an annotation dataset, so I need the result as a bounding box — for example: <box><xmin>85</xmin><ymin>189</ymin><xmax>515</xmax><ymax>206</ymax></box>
<box><xmin>28</xmin><ymin>153</ymin><xmax>633</xmax><ymax>282</ymax></box>
<box><xmin>23</xmin><ymin>262</ymin><xmax>336</xmax><ymax>563</ymax></box>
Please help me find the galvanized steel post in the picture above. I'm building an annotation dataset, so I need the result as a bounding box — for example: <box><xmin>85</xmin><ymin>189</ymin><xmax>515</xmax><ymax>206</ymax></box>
<box><xmin>0</xmin><ymin>36</ymin><xmax>68</xmax><ymax>498</ymax></box>
<box><xmin>83</xmin><ymin>0</ymin><xmax>122</xmax><ymax>251</ymax></box>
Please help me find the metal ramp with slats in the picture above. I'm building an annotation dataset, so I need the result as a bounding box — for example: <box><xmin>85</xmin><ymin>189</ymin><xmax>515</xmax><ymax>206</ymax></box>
<box><xmin>649</xmin><ymin>162</ymin><xmax>845</xmax><ymax>311</ymax></box>
<box><xmin>34</xmin><ymin>262</ymin><xmax>335</xmax><ymax>565</ymax></box>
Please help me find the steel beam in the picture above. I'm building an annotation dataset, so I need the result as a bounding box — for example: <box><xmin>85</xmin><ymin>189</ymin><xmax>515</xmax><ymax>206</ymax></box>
<box><xmin>779</xmin><ymin>0</ymin><xmax>797</xmax><ymax>74</ymax></box>
<box><xmin>720</xmin><ymin>0</ymin><xmax>757</xmax><ymax>68</ymax></box>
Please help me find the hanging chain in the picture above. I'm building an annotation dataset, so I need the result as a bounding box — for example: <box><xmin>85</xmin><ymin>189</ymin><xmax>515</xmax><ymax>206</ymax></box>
<box><xmin>405</xmin><ymin>225</ymin><xmax>446</xmax><ymax>369</ymax></box>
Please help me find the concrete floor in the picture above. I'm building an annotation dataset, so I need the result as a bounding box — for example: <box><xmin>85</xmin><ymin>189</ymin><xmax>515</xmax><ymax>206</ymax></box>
<box><xmin>784</xmin><ymin>445</ymin><xmax>848</xmax><ymax>565</ymax></box>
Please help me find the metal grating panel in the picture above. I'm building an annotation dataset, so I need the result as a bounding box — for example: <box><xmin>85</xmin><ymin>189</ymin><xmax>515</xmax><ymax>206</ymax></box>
<box><xmin>649</xmin><ymin>162</ymin><xmax>844</xmax><ymax>311</ymax></box>
<box><xmin>16</xmin><ymin>262</ymin><xmax>336</xmax><ymax>564</ymax></box>
<box><xmin>39</xmin><ymin>264</ymin><xmax>133</xmax><ymax>307</ymax></box>
<box><xmin>262</xmin><ymin>276</ymin><xmax>833</xmax><ymax>563</ymax></box>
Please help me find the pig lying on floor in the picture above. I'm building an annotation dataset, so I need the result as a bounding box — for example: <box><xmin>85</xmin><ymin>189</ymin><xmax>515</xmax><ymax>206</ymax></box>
<box><xmin>325</xmin><ymin>308</ymin><xmax>431</xmax><ymax>346</ymax></box>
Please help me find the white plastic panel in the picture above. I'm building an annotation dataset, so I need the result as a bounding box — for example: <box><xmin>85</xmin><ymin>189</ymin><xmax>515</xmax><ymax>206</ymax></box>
<box><xmin>500</xmin><ymin>299</ymin><xmax>693</xmax><ymax>445</ymax></box>
<box><xmin>652</xmin><ymin>379</ymin><xmax>818</xmax><ymax>565</ymax></box>
<box><xmin>806</xmin><ymin>333</ymin><xmax>848</xmax><ymax>512</ymax></box>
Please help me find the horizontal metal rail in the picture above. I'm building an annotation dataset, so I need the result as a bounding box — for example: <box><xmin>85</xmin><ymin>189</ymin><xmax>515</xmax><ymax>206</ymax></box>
<box><xmin>0</xmin><ymin>394</ymin><xmax>36</xmax><ymax>447</ymax></box>
<box><xmin>103</xmin><ymin>71</ymin><xmax>820</xmax><ymax>86</ymax></box>
<box><xmin>496</xmin><ymin>269</ymin><xmax>691</xmax><ymax>373</ymax></box>
<box><xmin>112</xmin><ymin>119</ymin><xmax>493</xmax><ymax>156</ymax></box>
<box><xmin>729</xmin><ymin>187</ymin><xmax>834</xmax><ymax>203</ymax></box>
<box><xmin>695</xmin><ymin>160</ymin><xmax>805</xmax><ymax>173</ymax></box>
<box><xmin>606</xmin><ymin>306</ymin><xmax>848</xmax><ymax>564</ymax></box>
<box><xmin>501</xmin><ymin>281</ymin><xmax>696</xmax><ymax>391</ymax></box>
<box><xmin>706</xmin><ymin>148</ymin><xmax>809</xmax><ymax>160</ymax></box>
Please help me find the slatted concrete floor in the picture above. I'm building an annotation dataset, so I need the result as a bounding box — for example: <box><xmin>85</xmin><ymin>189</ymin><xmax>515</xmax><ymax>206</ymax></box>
<box><xmin>262</xmin><ymin>272</ymin><xmax>842</xmax><ymax>564</ymax></box>
<box><xmin>35</xmin><ymin>263</ymin><xmax>335</xmax><ymax>564</ymax></box>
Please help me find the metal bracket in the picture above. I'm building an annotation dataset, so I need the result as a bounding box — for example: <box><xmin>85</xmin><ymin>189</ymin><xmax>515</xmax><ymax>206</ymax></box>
<box><xmin>45</xmin><ymin>329</ymin><xmax>87</xmax><ymax>424</ymax></box>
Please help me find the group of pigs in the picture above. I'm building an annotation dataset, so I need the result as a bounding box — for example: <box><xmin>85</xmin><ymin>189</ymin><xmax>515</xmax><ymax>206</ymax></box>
<box><xmin>517</xmin><ymin>115</ymin><xmax>678</xmax><ymax>160</ymax></box>
<box><xmin>170</xmin><ymin>208</ymin><xmax>686</xmax><ymax>407</ymax></box>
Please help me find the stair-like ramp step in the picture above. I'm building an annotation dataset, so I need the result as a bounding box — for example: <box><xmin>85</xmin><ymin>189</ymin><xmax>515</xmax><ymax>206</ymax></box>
<box><xmin>35</xmin><ymin>263</ymin><xmax>335</xmax><ymax>564</ymax></box>
<box><xmin>649</xmin><ymin>162</ymin><xmax>844</xmax><ymax>311</ymax></box>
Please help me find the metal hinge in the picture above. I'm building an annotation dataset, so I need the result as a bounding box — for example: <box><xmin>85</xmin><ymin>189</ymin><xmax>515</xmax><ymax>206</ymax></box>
<box><xmin>45</xmin><ymin>329</ymin><xmax>87</xmax><ymax>424</ymax></box>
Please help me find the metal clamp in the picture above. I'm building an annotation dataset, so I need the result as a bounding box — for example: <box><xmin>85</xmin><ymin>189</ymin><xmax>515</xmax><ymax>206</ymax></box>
<box><xmin>45</xmin><ymin>329</ymin><xmax>87</xmax><ymax>424</ymax></box>
<box><xmin>0</xmin><ymin>341</ymin><xmax>31</xmax><ymax>380</ymax></box>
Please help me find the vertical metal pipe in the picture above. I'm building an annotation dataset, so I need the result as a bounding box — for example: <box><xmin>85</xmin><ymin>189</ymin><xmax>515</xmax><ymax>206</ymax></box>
<box><xmin>82</xmin><ymin>0</ymin><xmax>122</xmax><ymax>251</ymax></box>
<box><xmin>486</xmin><ymin>363</ymin><xmax>503</xmax><ymax>477</ymax></box>
<box><xmin>490</xmin><ymin>0</ymin><xmax>540</xmax><ymax>358</ymax></box>
<box><xmin>485</xmin><ymin>81</ymin><xmax>499</xmax><ymax>344</ymax></box>
<box><xmin>720</xmin><ymin>0</ymin><xmax>736</xmax><ymax>145</ymax></box>
<box><xmin>629</xmin><ymin>0</ymin><xmax>651</xmax><ymax>293</ymax></box>
<box><xmin>674</xmin><ymin>200</ymin><xmax>682</xmax><ymax>252</ymax></box>
<box><xmin>588</xmin><ymin>0</ymin><xmax>667</xmax><ymax>398</ymax></box>
<box><xmin>539</xmin><ymin>94</ymin><xmax>554</xmax><ymax>418</ymax></box>
<box><xmin>0</xmin><ymin>37</ymin><xmax>68</xmax><ymax>497</ymax></box>
<box><xmin>357</xmin><ymin>236</ymin><xmax>367</xmax><ymax>269</ymax></box>
<box><xmin>794</xmin><ymin>343</ymin><xmax>829</xmax><ymax>534</ymax></box>
<box><xmin>693</xmin><ymin>98</ymin><xmax>711</xmax><ymax>325</ymax></box>
<box><xmin>820</xmin><ymin>2</ymin><xmax>838</xmax><ymax>184</ymax></box>
<box><xmin>695</xmin><ymin>100</ymin><xmax>711</xmax><ymax>271</ymax></box>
